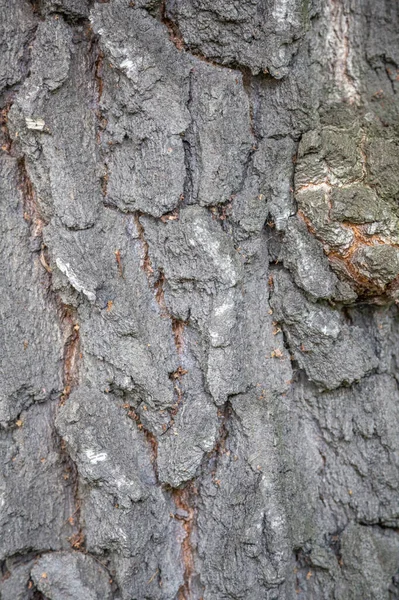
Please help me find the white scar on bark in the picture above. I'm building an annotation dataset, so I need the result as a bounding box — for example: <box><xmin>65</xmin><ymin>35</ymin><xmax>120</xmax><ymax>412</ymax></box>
<box><xmin>85</xmin><ymin>448</ymin><xmax>107</xmax><ymax>464</ymax></box>
<box><xmin>326</xmin><ymin>0</ymin><xmax>360</xmax><ymax>104</ymax></box>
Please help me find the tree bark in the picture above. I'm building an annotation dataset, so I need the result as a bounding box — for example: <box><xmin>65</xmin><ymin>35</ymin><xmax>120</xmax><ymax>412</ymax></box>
<box><xmin>1</xmin><ymin>0</ymin><xmax>399</xmax><ymax>598</ymax></box>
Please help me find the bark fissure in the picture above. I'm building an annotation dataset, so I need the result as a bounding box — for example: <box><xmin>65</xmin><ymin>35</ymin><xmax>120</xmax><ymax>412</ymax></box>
<box><xmin>1</xmin><ymin>1</ymin><xmax>399</xmax><ymax>598</ymax></box>
<box><xmin>172</xmin><ymin>483</ymin><xmax>201</xmax><ymax>600</ymax></box>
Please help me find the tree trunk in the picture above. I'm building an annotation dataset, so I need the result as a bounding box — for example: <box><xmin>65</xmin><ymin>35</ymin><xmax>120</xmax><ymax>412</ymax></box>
<box><xmin>1</xmin><ymin>0</ymin><xmax>399</xmax><ymax>598</ymax></box>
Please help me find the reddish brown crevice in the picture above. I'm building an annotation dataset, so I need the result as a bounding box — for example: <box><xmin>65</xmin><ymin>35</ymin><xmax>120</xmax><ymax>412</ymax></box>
<box><xmin>114</xmin><ymin>249</ymin><xmax>124</xmax><ymax>278</ymax></box>
<box><xmin>135</xmin><ymin>214</ymin><xmax>189</xmax><ymax>429</ymax></box>
<box><xmin>160</xmin><ymin>208</ymin><xmax>180</xmax><ymax>223</ymax></box>
<box><xmin>18</xmin><ymin>153</ymin><xmax>84</xmax><ymax>551</ymax></box>
<box><xmin>135</xmin><ymin>214</ymin><xmax>189</xmax><ymax>353</ymax></box>
<box><xmin>154</xmin><ymin>269</ymin><xmax>168</xmax><ymax>317</ymax></box>
<box><xmin>160</xmin><ymin>367</ymin><xmax>188</xmax><ymax>434</ymax></box>
<box><xmin>160</xmin><ymin>1</ymin><xmax>185</xmax><ymax>51</ymax></box>
<box><xmin>28</xmin><ymin>0</ymin><xmax>41</xmax><ymax>14</ymax></box>
<box><xmin>54</xmin><ymin>288</ymin><xmax>82</xmax><ymax>544</ymax></box>
<box><xmin>19</xmin><ymin>150</ymin><xmax>82</xmax><ymax>405</ymax></box>
<box><xmin>59</xmin><ymin>436</ymin><xmax>84</xmax><ymax>550</ymax></box>
<box><xmin>134</xmin><ymin>213</ymin><xmax>154</xmax><ymax>279</ymax></box>
<box><xmin>59</xmin><ymin>307</ymin><xmax>81</xmax><ymax>404</ymax></box>
<box><xmin>17</xmin><ymin>136</ymin><xmax>81</xmax><ymax>387</ymax></box>
<box><xmin>169</xmin><ymin>366</ymin><xmax>187</xmax><ymax>406</ymax></box>
<box><xmin>206</xmin><ymin>401</ymin><xmax>231</xmax><ymax>487</ymax></box>
<box><xmin>172</xmin><ymin>318</ymin><xmax>187</xmax><ymax>354</ymax></box>
<box><xmin>17</xmin><ymin>157</ymin><xmax>57</xmax><ymax>301</ymax></box>
<box><xmin>94</xmin><ymin>47</ymin><xmax>104</xmax><ymax>102</ymax></box>
<box><xmin>91</xmin><ymin>35</ymin><xmax>109</xmax><ymax>197</ymax></box>
<box><xmin>0</xmin><ymin>105</ymin><xmax>12</xmax><ymax>154</ymax></box>
<box><xmin>172</xmin><ymin>482</ymin><xmax>198</xmax><ymax>600</ymax></box>
<box><xmin>208</xmin><ymin>200</ymin><xmax>233</xmax><ymax>223</ymax></box>
<box><xmin>69</xmin><ymin>527</ymin><xmax>85</xmax><ymax>550</ymax></box>
<box><xmin>17</xmin><ymin>155</ymin><xmax>46</xmax><ymax>239</ymax></box>
<box><xmin>297</xmin><ymin>207</ymin><xmax>399</xmax><ymax>298</ymax></box>
<box><xmin>122</xmin><ymin>405</ymin><xmax>159</xmax><ymax>481</ymax></box>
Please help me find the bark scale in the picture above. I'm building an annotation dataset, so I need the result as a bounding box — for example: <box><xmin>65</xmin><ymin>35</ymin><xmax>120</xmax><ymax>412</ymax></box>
<box><xmin>0</xmin><ymin>1</ymin><xmax>399</xmax><ymax>599</ymax></box>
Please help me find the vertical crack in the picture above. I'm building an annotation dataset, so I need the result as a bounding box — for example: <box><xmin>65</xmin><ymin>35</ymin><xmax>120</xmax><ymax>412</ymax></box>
<box><xmin>241</xmin><ymin>67</ymin><xmax>259</xmax><ymax>143</ymax></box>
<box><xmin>17</xmin><ymin>158</ymin><xmax>82</xmax><ymax>406</ymax></box>
<box><xmin>122</xmin><ymin>404</ymin><xmax>159</xmax><ymax>483</ymax></box>
<box><xmin>14</xmin><ymin>126</ymin><xmax>85</xmax><ymax>559</ymax></box>
<box><xmin>172</xmin><ymin>482</ymin><xmax>202</xmax><ymax>600</ymax></box>
<box><xmin>170</xmin><ymin>403</ymin><xmax>232</xmax><ymax>600</ymax></box>
<box><xmin>160</xmin><ymin>0</ymin><xmax>186</xmax><ymax>51</ymax></box>
<box><xmin>134</xmin><ymin>214</ymin><xmax>190</xmax><ymax>437</ymax></box>
<box><xmin>92</xmin><ymin>34</ymin><xmax>109</xmax><ymax>198</ymax></box>
<box><xmin>205</xmin><ymin>400</ymin><xmax>231</xmax><ymax>484</ymax></box>
<box><xmin>17</xmin><ymin>154</ymin><xmax>84</xmax><ymax>554</ymax></box>
<box><xmin>134</xmin><ymin>213</ymin><xmax>188</xmax><ymax>360</ymax></box>
<box><xmin>182</xmin><ymin>69</ymin><xmax>196</xmax><ymax>206</ymax></box>
<box><xmin>0</xmin><ymin>105</ymin><xmax>12</xmax><ymax>154</ymax></box>
<box><xmin>59</xmin><ymin>308</ymin><xmax>80</xmax><ymax>403</ymax></box>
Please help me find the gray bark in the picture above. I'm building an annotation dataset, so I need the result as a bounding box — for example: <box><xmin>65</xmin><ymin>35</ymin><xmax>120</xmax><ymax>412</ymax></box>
<box><xmin>0</xmin><ymin>0</ymin><xmax>399</xmax><ymax>598</ymax></box>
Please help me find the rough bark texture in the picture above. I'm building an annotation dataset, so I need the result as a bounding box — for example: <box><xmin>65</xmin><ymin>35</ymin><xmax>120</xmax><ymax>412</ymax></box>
<box><xmin>1</xmin><ymin>0</ymin><xmax>399</xmax><ymax>598</ymax></box>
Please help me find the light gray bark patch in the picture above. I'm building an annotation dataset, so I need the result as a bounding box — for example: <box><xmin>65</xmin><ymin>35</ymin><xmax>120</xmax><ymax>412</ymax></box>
<box><xmin>141</xmin><ymin>206</ymin><xmax>246</xmax><ymax>406</ymax></box>
<box><xmin>187</xmin><ymin>64</ymin><xmax>254</xmax><ymax>207</ymax></box>
<box><xmin>56</xmin><ymin>387</ymin><xmax>154</xmax><ymax>503</ymax></box>
<box><xmin>301</xmin><ymin>373</ymin><xmax>399</xmax><ymax>527</ymax></box>
<box><xmin>0</xmin><ymin>402</ymin><xmax>73</xmax><ymax>561</ymax></box>
<box><xmin>31</xmin><ymin>551</ymin><xmax>112</xmax><ymax>600</ymax></box>
<box><xmin>9</xmin><ymin>18</ymin><xmax>102</xmax><ymax>230</ymax></box>
<box><xmin>92</xmin><ymin>0</ymin><xmax>192</xmax><ymax>217</ymax></box>
<box><xmin>0</xmin><ymin>562</ymin><xmax>33</xmax><ymax>600</ymax></box>
<box><xmin>271</xmin><ymin>270</ymin><xmax>378</xmax><ymax>390</ymax></box>
<box><xmin>166</xmin><ymin>0</ymin><xmax>306</xmax><ymax>77</ymax></box>
<box><xmin>340</xmin><ymin>523</ymin><xmax>399</xmax><ymax>600</ymax></box>
<box><xmin>141</xmin><ymin>205</ymin><xmax>242</xmax><ymax>290</ymax></box>
<box><xmin>280</xmin><ymin>217</ymin><xmax>356</xmax><ymax>302</ymax></box>
<box><xmin>40</xmin><ymin>0</ymin><xmax>91</xmax><ymax>19</ymax></box>
<box><xmin>0</xmin><ymin>0</ymin><xmax>36</xmax><ymax>95</ymax></box>
<box><xmin>56</xmin><ymin>387</ymin><xmax>185</xmax><ymax>598</ymax></box>
<box><xmin>104</xmin><ymin>132</ymin><xmax>187</xmax><ymax>217</ymax></box>
<box><xmin>157</xmin><ymin>387</ymin><xmax>217</xmax><ymax>487</ymax></box>
<box><xmin>45</xmin><ymin>211</ymin><xmax>178</xmax><ymax>409</ymax></box>
<box><xmin>196</xmin><ymin>392</ymin><xmax>291</xmax><ymax>599</ymax></box>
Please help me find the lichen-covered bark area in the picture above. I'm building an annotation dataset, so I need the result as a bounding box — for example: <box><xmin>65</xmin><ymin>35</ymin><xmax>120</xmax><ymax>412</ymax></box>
<box><xmin>0</xmin><ymin>0</ymin><xmax>399</xmax><ymax>598</ymax></box>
